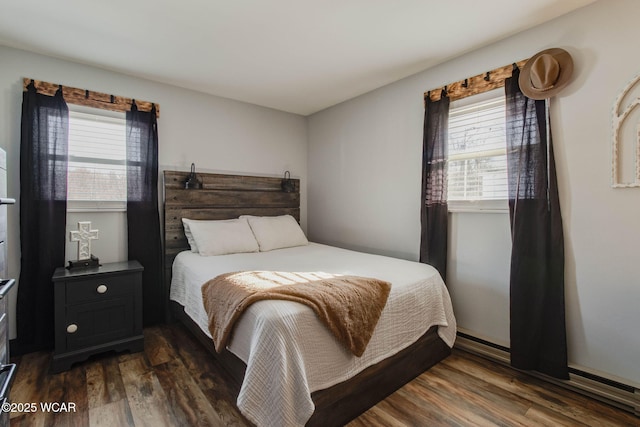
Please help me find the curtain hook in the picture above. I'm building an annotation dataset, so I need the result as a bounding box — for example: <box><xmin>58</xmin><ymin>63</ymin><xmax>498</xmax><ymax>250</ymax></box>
<box><xmin>462</xmin><ymin>78</ymin><xmax>468</xmax><ymax>88</ymax></box>
<box><xmin>484</xmin><ymin>72</ymin><xmax>491</xmax><ymax>82</ymax></box>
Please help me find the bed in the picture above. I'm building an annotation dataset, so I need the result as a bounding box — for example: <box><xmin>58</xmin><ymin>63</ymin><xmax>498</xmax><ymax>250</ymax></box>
<box><xmin>163</xmin><ymin>170</ymin><xmax>456</xmax><ymax>426</ymax></box>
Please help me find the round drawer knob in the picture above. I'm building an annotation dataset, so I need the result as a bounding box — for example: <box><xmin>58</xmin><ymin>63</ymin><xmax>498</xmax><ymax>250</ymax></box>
<box><xmin>66</xmin><ymin>324</ymin><xmax>78</xmax><ymax>334</ymax></box>
<box><xmin>97</xmin><ymin>284</ymin><xmax>108</xmax><ymax>294</ymax></box>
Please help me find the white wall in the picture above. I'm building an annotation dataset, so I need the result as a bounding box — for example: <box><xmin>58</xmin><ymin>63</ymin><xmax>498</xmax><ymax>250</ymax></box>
<box><xmin>308</xmin><ymin>0</ymin><xmax>640</xmax><ymax>385</ymax></box>
<box><xmin>0</xmin><ymin>45</ymin><xmax>308</xmax><ymax>338</ymax></box>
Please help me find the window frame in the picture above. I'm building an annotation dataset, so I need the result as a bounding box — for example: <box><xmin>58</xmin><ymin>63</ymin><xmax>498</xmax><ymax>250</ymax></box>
<box><xmin>447</xmin><ymin>89</ymin><xmax>509</xmax><ymax>214</ymax></box>
<box><xmin>66</xmin><ymin>105</ymin><xmax>127</xmax><ymax>213</ymax></box>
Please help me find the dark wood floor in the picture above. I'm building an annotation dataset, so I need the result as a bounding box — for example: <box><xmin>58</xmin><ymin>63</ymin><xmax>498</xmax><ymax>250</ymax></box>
<box><xmin>8</xmin><ymin>323</ymin><xmax>639</xmax><ymax>426</ymax></box>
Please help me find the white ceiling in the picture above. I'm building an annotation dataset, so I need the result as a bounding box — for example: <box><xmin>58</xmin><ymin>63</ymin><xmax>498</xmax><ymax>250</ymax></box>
<box><xmin>0</xmin><ymin>0</ymin><xmax>596</xmax><ymax>116</ymax></box>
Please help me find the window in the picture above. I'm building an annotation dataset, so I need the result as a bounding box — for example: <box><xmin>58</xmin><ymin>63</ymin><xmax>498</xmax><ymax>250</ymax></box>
<box><xmin>67</xmin><ymin>106</ymin><xmax>127</xmax><ymax>211</ymax></box>
<box><xmin>447</xmin><ymin>89</ymin><xmax>508</xmax><ymax>212</ymax></box>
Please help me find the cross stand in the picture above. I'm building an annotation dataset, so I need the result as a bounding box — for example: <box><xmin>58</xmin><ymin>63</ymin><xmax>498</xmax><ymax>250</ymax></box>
<box><xmin>67</xmin><ymin>255</ymin><xmax>100</xmax><ymax>270</ymax></box>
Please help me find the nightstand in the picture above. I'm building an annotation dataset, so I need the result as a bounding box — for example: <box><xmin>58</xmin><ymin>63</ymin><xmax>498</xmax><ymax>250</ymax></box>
<box><xmin>51</xmin><ymin>260</ymin><xmax>144</xmax><ymax>373</ymax></box>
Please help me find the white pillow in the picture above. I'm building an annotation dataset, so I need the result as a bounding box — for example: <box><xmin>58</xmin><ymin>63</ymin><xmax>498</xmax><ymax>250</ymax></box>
<box><xmin>181</xmin><ymin>218</ymin><xmax>199</xmax><ymax>253</ymax></box>
<box><xmin>244</xmin><ymin>215</ymin><xmax>308</xmax><ymax>252</ymax></box>
<box><xmin>183</xmin><ymin>218</ymin><xmax>259</xmax><ymax>256</ymax></box>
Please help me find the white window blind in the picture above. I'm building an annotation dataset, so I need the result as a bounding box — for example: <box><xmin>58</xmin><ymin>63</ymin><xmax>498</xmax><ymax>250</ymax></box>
<box><xmin>447</xmin><ymin>91</ymin><xmax>508</xmax><ymax>211</ymax></box>
<box><xmin>67</xmin><ymin>108</ymin><xmax>127</xmax><ymax>211</ymax></box>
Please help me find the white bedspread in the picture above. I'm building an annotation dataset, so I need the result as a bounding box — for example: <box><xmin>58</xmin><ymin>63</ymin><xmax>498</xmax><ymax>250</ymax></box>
<box><xmin>170</xmin><ymin>243</ymin><xmax>456</xmax><ymax>427</ymax></box>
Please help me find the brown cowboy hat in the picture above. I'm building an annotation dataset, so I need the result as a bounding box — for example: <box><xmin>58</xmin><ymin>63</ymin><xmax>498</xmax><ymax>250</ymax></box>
<box><xmin>519</xmin><ymin>48</ymin><xmax>574</xmax><ymax>99</ymax></box>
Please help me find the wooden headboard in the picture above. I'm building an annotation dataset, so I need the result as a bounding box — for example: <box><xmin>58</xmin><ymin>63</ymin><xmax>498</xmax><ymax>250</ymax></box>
<box><xmin>163</xmin><ymin>170</ymin><xmax>300</xmax><ymax>304</ymax></box>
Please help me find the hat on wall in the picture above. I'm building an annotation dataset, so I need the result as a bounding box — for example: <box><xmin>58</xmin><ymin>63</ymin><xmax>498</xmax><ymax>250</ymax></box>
<box><xmin>518</xmin><ymin>48</ymin><xmax>574</xmax><ymax>100</ymax></box>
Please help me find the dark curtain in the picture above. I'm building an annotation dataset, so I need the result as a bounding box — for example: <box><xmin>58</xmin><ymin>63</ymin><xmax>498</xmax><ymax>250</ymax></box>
<box><xmin>14</xmin><ymin>82</ymin><xmax>68</xmax><ymax>354</ymax></box>
<box><xmin>420</xmin><ymin>91</ymin><xmax>450</xmax><ymax>280</ymax></box>
<box><xmin>126</xmin><ymin>102</ymin><xmax>163</xmax><ymax>326</ymax></box>
<box><xmin>504</xmin><ymin>69</ymin><xmax>568</xmax><ymax>379</ymax></box>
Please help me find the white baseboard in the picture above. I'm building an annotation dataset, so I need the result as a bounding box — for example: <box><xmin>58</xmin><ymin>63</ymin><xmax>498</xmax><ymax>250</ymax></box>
<box><xmin>454</xmin><ymin>333</ymin><xmax>640</xmax><ymax>417</ymax></box>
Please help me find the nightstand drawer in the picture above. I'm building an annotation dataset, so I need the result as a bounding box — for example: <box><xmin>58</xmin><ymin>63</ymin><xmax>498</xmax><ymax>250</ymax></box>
<box><xmin>66</xmin><ymin>274</ymin><xmax>137</xmax><ymax>304</ymax></box>
<box><xmin>65</xmin><ymin>297</ymin><xmax>135</xmax><ymax>351</ymax></box>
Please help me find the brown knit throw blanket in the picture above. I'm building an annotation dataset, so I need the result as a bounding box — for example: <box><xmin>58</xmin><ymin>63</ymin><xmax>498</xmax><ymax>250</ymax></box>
<box><xmin>201</xmin><ymin>271</ymin><xmax>391</xmax><ymax>357</ymax></box>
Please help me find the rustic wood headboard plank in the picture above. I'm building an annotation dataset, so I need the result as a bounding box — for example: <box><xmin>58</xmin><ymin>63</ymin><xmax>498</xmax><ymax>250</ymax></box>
<box><xmin>162</xmin><ymin>170</ymin><xmax>301</xmax><ymax>318</ymax></box>
<box><xmin>164</xmin><ymin>170</ymin><xmax>299</xmax><ymax>192</ymax></box>
<box><xmin>165</xmin><ymin>189</ymin><xmax>299</xmax><ymax>208</ymax></box>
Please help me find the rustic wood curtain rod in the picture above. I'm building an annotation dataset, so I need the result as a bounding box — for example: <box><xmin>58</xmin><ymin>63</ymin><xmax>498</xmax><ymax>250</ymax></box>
<box><xmin>424</xmin><ymin>59</ymin><xmax>528</xmax><ymax>103</ymax></box>
<box><xmin>22</xmin><ymin>78</ymin><xmax>160</xmax><ymax>118</ymax></box>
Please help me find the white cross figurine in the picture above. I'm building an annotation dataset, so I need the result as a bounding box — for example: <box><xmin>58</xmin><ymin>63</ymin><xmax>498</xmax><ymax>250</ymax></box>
<box><xmin>69</xmin><ymin>221</ymin><xmax>99</xmax><ymax>260</ymax></box>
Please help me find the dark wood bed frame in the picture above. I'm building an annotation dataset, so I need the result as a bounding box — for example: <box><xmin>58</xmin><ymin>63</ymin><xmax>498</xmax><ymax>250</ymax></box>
<box><xmin>163</xmin><ymin>170</ymin><xmax>451</xmax><ymax>426</ymax></box>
